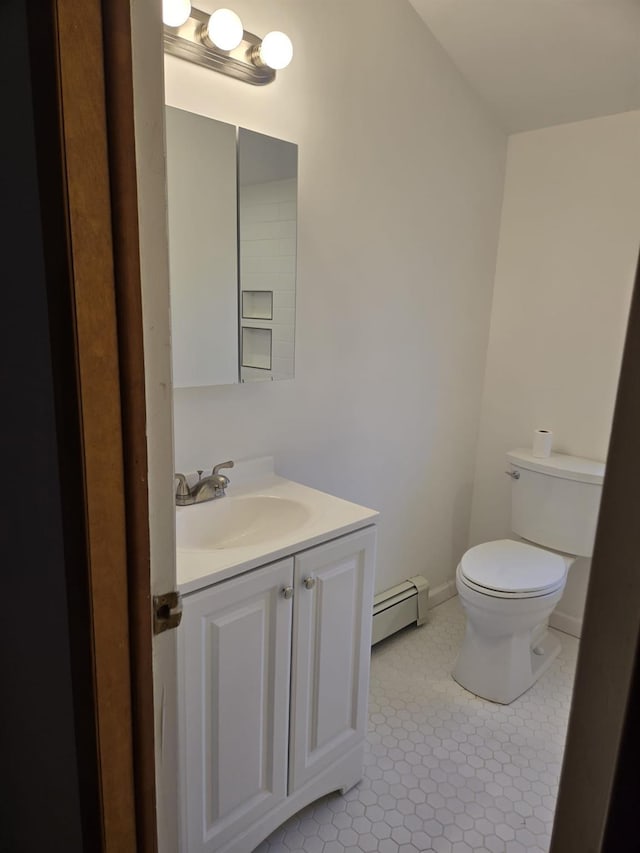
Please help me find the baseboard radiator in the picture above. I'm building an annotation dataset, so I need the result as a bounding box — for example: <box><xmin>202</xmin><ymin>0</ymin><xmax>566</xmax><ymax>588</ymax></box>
<box><xmin>371</xmin><ymin>576</ymin><xmax>430</xmax><ymax>645</ymax></box>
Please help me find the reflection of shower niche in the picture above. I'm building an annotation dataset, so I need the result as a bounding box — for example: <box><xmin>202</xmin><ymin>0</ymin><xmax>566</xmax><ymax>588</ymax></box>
<box><xmin>239</xmin><ymin>129</ymin><xmax>297</xmax><ymax>384</ymax></box>
<box><xmin>165</xmin><ymin>106</ymin><xmax>297</xmax><ymax>387</ymax></box>
<box><xmin>242</xmin><ymin>290</ymin><xmax>273</xmax><ymax>320</ymax></box>
<box><xmin>242</xmin><ymin>327</ymin><xmax>272</xmax><ymax>371</ymax></box>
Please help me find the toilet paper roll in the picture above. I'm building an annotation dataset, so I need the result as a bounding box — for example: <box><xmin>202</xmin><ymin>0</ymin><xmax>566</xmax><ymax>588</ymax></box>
<box><xmin>532</xmin><ymin>429</ymin><xmax>553</xmax><ymax>458</ymax></box>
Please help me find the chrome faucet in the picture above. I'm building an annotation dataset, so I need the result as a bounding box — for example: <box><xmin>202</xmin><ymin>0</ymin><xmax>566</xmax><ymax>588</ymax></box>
<box><xmin>175</xmin><ymin>461</ymin><xmax>234</xmax><ymax>506</ymax></box>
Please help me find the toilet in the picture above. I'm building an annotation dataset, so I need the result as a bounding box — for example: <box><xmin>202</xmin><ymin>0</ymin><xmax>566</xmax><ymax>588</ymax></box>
<box><xmin>453</xmin><ymin>448</ymin><xmax>605</xmax><ymax>704</ymax></box>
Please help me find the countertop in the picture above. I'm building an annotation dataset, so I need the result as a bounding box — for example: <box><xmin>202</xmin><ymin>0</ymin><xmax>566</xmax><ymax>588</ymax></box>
<box><xmin>176</xmin><ymin>471</ymin><xmax>378</xmax><ymax>595</ymax></box>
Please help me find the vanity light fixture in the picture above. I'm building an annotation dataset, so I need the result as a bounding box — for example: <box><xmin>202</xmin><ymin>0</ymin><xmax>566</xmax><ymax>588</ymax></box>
<box><xmin>204</xmin><ymin>8</ymin><xmax>244</xmax><ymax>51</ymax></box>
<box><xmin>163</xmin><ymin>4</ymin><xmax>293</xmax><ymax>86</ymax></box>
<box><xmin>252</xmin><ymin>31</ymin><xmax>294</xmax><ymax>71</ymax></box>
<box><xmin>163</xmin><ymin>0</ymin><xmax>192</xmax><ymax>28</ymax></box>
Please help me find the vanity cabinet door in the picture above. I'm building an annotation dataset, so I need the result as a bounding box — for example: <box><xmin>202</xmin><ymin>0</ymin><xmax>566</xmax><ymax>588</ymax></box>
<box><xmin>180</xmin><ymin>558</ymin><xmax>294</xmax><ymax>853</ymax></box>
<box><xmin>289</xmin><ymin>527</ymin><xmax>376</xmax><ymax>793</ymax></box>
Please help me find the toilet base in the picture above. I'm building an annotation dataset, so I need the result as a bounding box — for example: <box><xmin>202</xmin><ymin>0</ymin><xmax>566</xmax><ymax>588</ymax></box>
<box><xmin>453</xmin><ymin>620</ymin><xmax>561</xmax><ymax>705</ymax></box>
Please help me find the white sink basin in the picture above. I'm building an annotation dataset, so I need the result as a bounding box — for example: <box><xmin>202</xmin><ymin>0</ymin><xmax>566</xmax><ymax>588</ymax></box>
<box><xmin>177</xmin><ymin>494</ymin><xmax>312</xmax><ymax>550</ymax></box>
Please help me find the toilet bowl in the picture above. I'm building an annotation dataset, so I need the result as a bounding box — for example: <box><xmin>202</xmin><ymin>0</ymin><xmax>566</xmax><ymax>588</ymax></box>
<box><xmin>453</xmin><ymin>540</ymin><xmax>571</xmax><ymax>704</ymax></box>
<box><xmin>452</xmin><ymin>448</ymin><xmax>605</xmax><ymax>705</ymax></box>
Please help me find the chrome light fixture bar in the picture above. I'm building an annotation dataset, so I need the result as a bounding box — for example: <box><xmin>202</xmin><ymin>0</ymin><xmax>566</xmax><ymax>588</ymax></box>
<box><xmin>163</xmin><ymin>5</ymin><xmax>293</xmax><ymax>86</ymax></box>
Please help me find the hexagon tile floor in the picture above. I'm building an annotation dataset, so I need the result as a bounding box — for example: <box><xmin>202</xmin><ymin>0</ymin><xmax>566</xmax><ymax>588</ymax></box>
<box><xmin>256</xmin><ymin>595</ymin><xmax>579</xmax><ymax>853</ymax></box>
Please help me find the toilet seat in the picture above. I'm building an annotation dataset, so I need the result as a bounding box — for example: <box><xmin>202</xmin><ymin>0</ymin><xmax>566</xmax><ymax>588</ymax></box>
<box><xmin>459</xmin><ymin>539</ymin><xmax>567</xmax><ymax>599</ymax></box>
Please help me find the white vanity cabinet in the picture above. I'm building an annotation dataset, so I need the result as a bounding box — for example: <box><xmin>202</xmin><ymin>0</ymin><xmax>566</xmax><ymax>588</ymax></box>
<box><xmin>289</xmin><ymin>532</ymin><xmax>374</xmax><ymax>793</ymax></box>
<box><xmin>179</xmin><ymin>526</ymin><xmax>376</xmax><ymax>853</ymax></box>
<box><xmin>180</xmin><ymin>558</ymin><xmax>293</xmax><ymax>852</ymax></box>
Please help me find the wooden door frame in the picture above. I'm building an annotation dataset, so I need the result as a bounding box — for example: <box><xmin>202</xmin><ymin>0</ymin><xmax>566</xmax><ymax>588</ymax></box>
<box><xmin>52</xmin><ymin>0</ymin><xmax>156</xmax><ymax>849</ymax></box>
<box><xmin>101</xmin><ymin>2</ymin><xmax>158</xmax><ymax>850</ymax></box>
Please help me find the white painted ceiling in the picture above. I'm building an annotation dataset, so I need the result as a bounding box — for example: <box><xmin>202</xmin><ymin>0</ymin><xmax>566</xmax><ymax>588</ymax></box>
<box><xmin>409</xmin><ymin>0</ymin><xmax>640</xmax><ymax>132</ymax></box>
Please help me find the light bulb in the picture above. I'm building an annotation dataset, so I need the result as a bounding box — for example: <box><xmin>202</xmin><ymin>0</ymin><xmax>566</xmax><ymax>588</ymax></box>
<box><xmin>163</xmin><ymin>0</ymin><xmax>191</xmax><ymax>27</ymax></box>
<box><xmin>207</xmin><ymin>8</ymin><xmax>244</xmax><ymax>51</ymax></box>
<box><xmin>259</xmin><ymin>31</ymin><xmax>293</xmax><ymax>70</ymax></box>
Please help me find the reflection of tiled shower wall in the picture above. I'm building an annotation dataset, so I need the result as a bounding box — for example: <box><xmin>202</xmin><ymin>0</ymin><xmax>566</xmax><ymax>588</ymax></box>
<box><xmin>239</xmin><ymin>178</ymin><xmax>296</xmax><ymax>381</ymax></box>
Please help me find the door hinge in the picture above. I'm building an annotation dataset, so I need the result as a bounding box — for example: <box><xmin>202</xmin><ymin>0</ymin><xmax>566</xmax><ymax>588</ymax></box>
<box><xmin>153</xmin><ymin>591</ymin><xmax>183</xmax><ymax>635</ymax></box>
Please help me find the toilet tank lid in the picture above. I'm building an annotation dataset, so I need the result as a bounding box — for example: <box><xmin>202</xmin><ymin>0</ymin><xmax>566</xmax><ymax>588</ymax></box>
<box><xmin>507</xmin><ymin>449</ymin><xmax>605</xmax><ymax>485</ymax></box>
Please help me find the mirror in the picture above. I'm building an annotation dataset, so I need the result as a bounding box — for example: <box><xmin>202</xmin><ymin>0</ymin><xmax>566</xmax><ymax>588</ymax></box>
<box><xmin>238</xmin><ymin>129</ymin><xmax>298</xmax><ymax>382</ymax></box>
<box><xmin>165</xmin><ymin>107</ymin><xmax>238</xmax><ymax>387</ymax></box>
<box><xmin>165</xmin><ymin>108</ymin><xmax>298</xmax><ymax>387</ymax></box>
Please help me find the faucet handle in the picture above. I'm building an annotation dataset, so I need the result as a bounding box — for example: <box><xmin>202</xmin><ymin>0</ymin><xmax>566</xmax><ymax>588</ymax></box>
<box><xmin>175</xmin><ymin>473</ymin><xmax>191</xmax><ymax>498</ymax></box>
<box><xmin>212</xmin><ymin>460</ymin><xmax>234</xmax><ymax>476</ymax></box>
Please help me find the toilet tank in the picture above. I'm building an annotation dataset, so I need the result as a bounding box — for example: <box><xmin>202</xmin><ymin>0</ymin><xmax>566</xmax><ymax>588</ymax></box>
<box><xmin>506</xmin><ymin>449</ymin><xmax>605</xmax><ymax>558</ymax></box>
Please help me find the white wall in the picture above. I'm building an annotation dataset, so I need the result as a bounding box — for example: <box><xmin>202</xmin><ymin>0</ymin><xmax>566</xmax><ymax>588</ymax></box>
<box><xmin>130</xmin><ymin>1</ymin><xmax>179</xmax><ymax>849</ymax></box>
<box><xmin>469</xmin><ymin>110</ymin><xmax>640</xmax><ymax>635</ymax></box>
<box><xmin>167</xmin><ymin>0</ymin><xmax>507</xmax><ymax>595</ymax></box>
